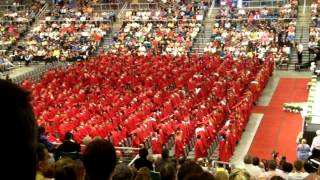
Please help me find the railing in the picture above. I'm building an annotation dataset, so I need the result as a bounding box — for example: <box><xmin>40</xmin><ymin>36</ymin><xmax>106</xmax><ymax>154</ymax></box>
<box><xmin>40</xmin><ymin>19</ymin><xmax>113</xmax><ymax>23</ymax></box>
<box><xmin>92</xmin><ymin>3</ymin><xmax>123</xmax><ymax>11</ymax></box>
<box><xmin>117</xmin><ymin>2</ymin><xmax>127</xmax><ymax>20</ymax></box>
<box><xmin>240</xmin><ymin>0</ymin><xmax>286</xmax><ymax>7</ymax></box>
<box><xmin>211</xmin><ymin>160</ymin><xmax>235</xmax><ymax>169</ymax></box>
<box><xmin>196</xmin><ymin>17</ymin><xmax>296</xmax><ymax>22</ymax></box>
<box><xmin>35</xmin><ymin>3</ymin><xmax>48</xmax><ymax>19</ymax></box>
<box><xmin>115</xmin><ymin>146</ymin><xmax>140</xmax><ymax>165</ymax></box>
<box><xmin>0</xmin><ymin>19</ymin><xmax>32</xmax><ymax>23</ymax></box>
<box><xmin>11</xmin><ymin>62</ymin><xmax>71</xmax><ymax>85</ymax></box>
<box><xmin>126</xmin><ymin>3</ymin><xmax>159</xmax><ymax>10</ymax></box>
<box><xmin>0</xmin><ymin>4</ymin><xmax>25</xmax><ymax>11</ymax></box>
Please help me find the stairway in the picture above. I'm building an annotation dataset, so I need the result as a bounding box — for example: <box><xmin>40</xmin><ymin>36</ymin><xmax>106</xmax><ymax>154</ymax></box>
<box><xmin>289</xmin><ymin>4</ymin><xmax>312</xmax><ymax>68</ymax></box>
<box><xmin>190</xmin><ymin>8</ymin><xmax>219</xmax><ymax>54</ymax></box>
<box><xmin>96</xmin><ymin>18</ymin><xmax>123</xmax><ymax>54</ymax></box>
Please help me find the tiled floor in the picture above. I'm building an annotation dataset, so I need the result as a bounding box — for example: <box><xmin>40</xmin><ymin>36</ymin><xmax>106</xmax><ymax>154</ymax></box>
<box><xmin>230</xmin><ymin>70</ymin><xmax>312</xmax><ymax>166</ymax></box>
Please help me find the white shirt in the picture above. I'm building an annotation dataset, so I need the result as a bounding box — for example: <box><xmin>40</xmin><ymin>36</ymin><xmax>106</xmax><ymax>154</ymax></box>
<box><xmin>288</xmin><ymin>172</ymin><xmax>308</xmax><ymax>180</ymax></box>
<box><xmin>311</xmin><ymin>135</ymin><xmax>320</xmax><ymax>151</ymax></box>
<box><xmin>297</xmin><ymin>44</ymin><xmax>303</xmax><ymax>53</ymax></box>
<box><xmin>244</xmin><ymin>164</ymin><xmax>263</xmax><ymax>178</ymax></box>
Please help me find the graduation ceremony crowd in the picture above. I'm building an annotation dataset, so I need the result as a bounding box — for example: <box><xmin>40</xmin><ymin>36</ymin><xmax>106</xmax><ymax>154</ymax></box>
<box><xmin>3</xmin><ymin>0</ymin><xmax>320</xmax><ymax>180</ymax></box>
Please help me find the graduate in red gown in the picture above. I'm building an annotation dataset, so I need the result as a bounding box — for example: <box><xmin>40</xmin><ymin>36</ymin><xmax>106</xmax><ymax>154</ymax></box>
<box><xmin>174</xmin><ymin>130</ymin><xmax>184</xmax><ymax>159</ymax></box>
<box><xmin>195</xmin><ymin>135</ymin><xmax>206</xmax><ymax>160</ymax></box>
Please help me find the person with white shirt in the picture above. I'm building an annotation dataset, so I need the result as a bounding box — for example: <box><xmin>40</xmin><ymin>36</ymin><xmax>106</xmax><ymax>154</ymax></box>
<box><xmin>259</xmin><ymin>160</ymin><xmax>286</xmax><ymax>179</ymax></box>
<box><xmin>288</xmin><ymin>160</ymin><xmax>308</xmax><ymax>180</ymax></box>
<box><xmin>296</xmin><ymin>42</ymin><xmax>304</xmax><ymax>64</ymax></box>
<box><xmin>310</xmin><ymin>130</ymin><xmax>320</xmax><ymax>158</ymax></box>
<box><xmin>240</xmin><ymin>155</ymin><xmax>263</xmax><ymax>179</ymax></box>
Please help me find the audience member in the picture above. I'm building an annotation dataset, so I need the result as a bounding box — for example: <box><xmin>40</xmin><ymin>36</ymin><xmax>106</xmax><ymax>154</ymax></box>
<box><xmin>281</xmin><ymin>162</ymin><xmax>293</xmax><ymax>179</ymax></box>
<box><xmin>135</xmin><ymin>167</ymin><xmax>152</xmax><ymax>180</ymax></box>
<box><xmin>112</xmin><ymin>163</ymin><xmax>134</xmax><ymax>180</ymax></box>
<box><xmin>83</xmin><ymin>139</ymin><xmax>117</xmax><ymax>180</ymax></box>
<box><xmin>229</xmin><ymin>169</ymin><xmax>251</xmax><ymax>180</ymax></box>
<box><xmin>55</xmin><ymin>158</ymin><xmax>85</xmax><ymax>180</ymax></box>
<box><xmin>38</xmin><ymin>126</ymin><xmax>55</xmax><ymax>152</ymax></box>
<box><xmin>134</xmin><ymin>148</ymin><xmax>153</xmax><ymax>171</ymax></box>
<box><xmin>215</xmin><ymin>171</ymin><xmax>229</xmax><ymax>180</ymax></box>
<box><xmin>259</xmin><ymin>160</ymin><xmax>285</xmax><ymax>179</ymax></box>
<box><xmin>56</xmin><ymin>132</ymin><xmax>81</xmax><ymax>160</ymax></box>
<box><xmin>158</xmin><ymin>162</ymin><xmax>176</xmax><ymax>180</ymax></box>
<box><xmin>242</xmin><ymin>154</ymin><xmax>263</xmax><ymax>178</ymax></box>
<box><xmin>177</xmin><ymin>160</ymin><xmax>203</xmax><ymax>180</ymax></box>
<box><xmin>155</xmin><ymin>148</ymin><xmax>172</xmax><ymax>171</ymax></box>
<box><xmin>36</xmin><ymin>143</ymin><xmax>53</xmax><ymax>180</ymax></box>
<box><xmin>303</xmin><ymin>161</ymin><xmax>320</xmax><ymax>180</ymax></box>
<box><xmin>0</xmin><ymin>79</ymin><xmax>38</xmax><ymax>180</ymax></box>
<box><xmin>184</xmin><ymin>171</ymin><xmax>215</xmax><ymax>180</ymax></box>
<box><xmin>288</xmin><ymin>160</ymin><xmax>308</xmax><ymax>180</ymax></box>
<box><xmin>311</xmin><ymin>130</ymin><xmax>320</xmax><ymax>158</ymax></box>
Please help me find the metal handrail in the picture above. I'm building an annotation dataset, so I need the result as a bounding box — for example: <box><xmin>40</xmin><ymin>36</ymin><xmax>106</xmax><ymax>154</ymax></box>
<box><xmin>0</xmin><ymin>4</ymin><xmax>26</xmax><ymax>11</ymax></box>
<box><xmin>241</xmin><ymin>0</ymin><xmax>286</xmax><ymax>7</ymax></box>
<box><xmin>0</xmin><ymin>20</ymin><xmax>32</xmax><ymax>23</ymax></box>
<box><xmin>35</xmin><ymin>3</ymin><xmax>48</xmax><ymax>19</ymax></box>
<box><xmin>92</xmin><ymin>3</ymin><xmax>122</xmax><ymax>11</ymax></box>
<box><xmin>128</xmin><ymin>154</ymin><xmax>139</xmax><ymax>166</ymax></box>
<box><xmin>117</xmin><ymin>2</ymin><xmax>127</xmax><ymax>20</ymax></box>
<box><xmin>126</xmin><ymin>3</ymin><xmax>158</xmax><ymax>10</ymax></box>
<box><xmin>40</xmin><ymin>19</ymin><xmax>113</xmax><ymax>23</ymax></box>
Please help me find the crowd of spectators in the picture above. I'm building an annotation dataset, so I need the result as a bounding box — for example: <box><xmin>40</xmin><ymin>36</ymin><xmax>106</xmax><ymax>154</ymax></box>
<box><xmin>310</xmin><ymin>1</ymin><xmax>320</xmax><ymax>51</ymax></box>
<box><xmin>203</xmin><ymin>1</ymin><xmax>297</xmax><ymax>68</ymax></box>
<box><xmin>12</xmin><ymin>3</ymin><xmax>112</xmax><ymax>64</ymax></box>
<box><xmin>0</xmin><ymin>0</ymin><xmax>46</xmax><ymax>52</ymax></box>
<box><xmin>110</xmin><ymin>1</ymin><xmax>208</xmax><ymax>56</ymax></box>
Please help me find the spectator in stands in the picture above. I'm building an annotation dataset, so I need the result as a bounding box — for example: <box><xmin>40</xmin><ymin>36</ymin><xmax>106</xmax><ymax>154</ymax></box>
<box><xmin>55</xmin><ymin>158</ymin><xmax>85</xmax><ymax>180</ymax></box>
<box><xmin>36</xmin><ymin>143</ymin><xmax>53</xmax><ymax>180</ymax></box>
<box><xmin>297</xmin><ymin>139</ymin><xmax>311</xmax><ymax>160</ymax></box>
<box><xmin>158</xmin><ymin>162</ymin><xmax>176</xmax><ymax>180</ymax></box>
<box><xmin>215</xmin><ymin>171</ymin><xmax>229</xmax><ymax>180</ymax></box>
<box><xmin>177</xmin><ymin>160</ymin><xmax>203</xmax><ymax>180</ymax></box>
<box><xmin>0</xmin><ymin>79</ymin><xmax>37</xmax><ymax>180</ymax></box>
<box><xmin>135</xmin><ymin>167</ymin><xmax>152</xmax><ymax>180</ymax></box>
<box><xmin>270</xmin><ymin>176</ymin><xmax>285</xmax><ymax>180</ymax></box>
<box><xmin>259</xmin><ymin>160</ymin><xmax>285</xmax><ymax>179</ymax></box>
<box><xmin>281</xmin><ymin>162</ymin><xmax>293</xmax><ymax>179</ymax></box>
<box><xmin>229</xmin><ymin>169</ymin><xmax>251</xmax><ymax>180</ymax></box>
<box><xmin>303</xmin><ymin>161</ymin><xmax>320</xmax><ymax>180</ymax></box>
<box><xmin>83</xmin><ymin>139</ymin><xmax>117</xmax><ymax>180</ymax></box>
<box><xmin>311</xmin><ymin>130</ymin><xmax>320</xmax><ymax>158</ymax></box>
<box><xmin>56</xmin><ymin>132</ymin><xmax>81</xmax><ymax>160</ymax></box>
<box><xmin>215</xmin><ymin>163</ymin><xmax>229</xmax><ymax>175</ymax></box>
<box><xmin>242</xmin><ymin>154</ymin><xmax>263</xmax><ymax>178</ymax></box>
<box><xmin>38</xmin><ymin>126</ymin><xmax>55</xmax><ymax>152</ymax></box>
<box><xmin>252</xmin><ymin>156</ymin><xmax>265</xmax><ymax>171</ymax></box>
<box><xmin>288</xmin><ymin>160</ymin><xmax>308</xmax><ymax>180</ymax></box>
<box><xmin>134</xmin><ymin>148</ymin><xmax>153</xmax><ymax>171</ymax></box>
<box><xmin>184</xmin><ymin>171</ymin><xmax>215</xmax><ymax>180</ymax></box>
<box><xmin>112</xmin><ymin>163</ymin><xmax>134</xmax><ymax>180</ymax></box>
<box><xmin>155</xmin><ymin>148</ymin><xmax>172</xmax><ymax>171</ymax></box>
